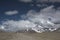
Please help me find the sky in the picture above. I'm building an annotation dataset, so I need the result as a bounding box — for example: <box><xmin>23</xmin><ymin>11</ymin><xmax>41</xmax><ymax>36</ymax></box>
<box><xmin>0</xmin><ymin>0</ymin><xmax>60</xmax><ymax>21</ymax></box>
<box><xmin>0</xmin><ymin>0</ymin><xmax>60</xmax><ymax>33</ymax></box>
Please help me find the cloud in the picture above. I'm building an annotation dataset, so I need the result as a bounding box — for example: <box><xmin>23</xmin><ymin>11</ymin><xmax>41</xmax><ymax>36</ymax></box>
<box><xmin>19</xmin><ymin>0</ymin><xmax>60</xmax><ymax>3</ymax></box>
<box><xmin>1</xmin><ymin>5</ymin><xmax>60</xmax><ymax>33</ymax></box>
<box><xmin>36</xmin><ymin>0</ymin><xmax>48</xmax><ymax>2</ymax></box>
<box><xmin>36</xmin><ymin>4</ymin><xmax>48</xmax><ymax>7</ymax></box>
<box><xmin>49</xmin><ymin>0</ymin><xmax>60</xmax><ymax>2</ymax></box>
<box><xmin>36</xmin><ymin>0</ymin><xmax>60</xmax><ymax>2</ymax></box>
<box><xmin>36</xmin><ymin>4</ymin><xmax>41</xmax><ymax>7</ymax></box>
<box><xmin>5</xmin><ymin>10</ymin><xmax>18</xmax><ymax>15</ymax></box>
<box><xmin>22</xmin><ymin>5</ymin><xmax>55</xmax><ymax>21</ymax></box>
<box><xmin>19</xmin><ymin>0</ymin><xmax>32</xmax><ymax>3</ymax></box>
<box><xmin>0</xmin><ymin>20</ymin><xmax>36</xmax><ymax>32</ymax></box>
<box><xmin>21</xmin><ymin>5</ymin><xmax>60</xmax><ymax>32</ymax></box>
<box><xmin>26</xmin><ymin>5</ymin><xmax>60</xmax><ymax>24</ymax></box>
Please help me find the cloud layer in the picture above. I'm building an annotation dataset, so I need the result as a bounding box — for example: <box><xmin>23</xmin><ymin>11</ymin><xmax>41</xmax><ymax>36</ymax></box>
<box><xmin>0</xmin><ymin>5</ymin><xmax>60</xmax><ymax>33</ymax></box>
<box><xmin>19</xmin><ymin>0</ymin><xmax>60</xmax><ymax>3</ymax></box>
<box><xmin>0</xmin><ymin>20</ymin><xmax>36</xmax><ymax>32</ymax></box>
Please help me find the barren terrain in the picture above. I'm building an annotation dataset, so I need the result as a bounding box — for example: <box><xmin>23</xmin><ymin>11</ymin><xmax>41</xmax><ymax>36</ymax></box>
<box><xmin>0</xmin><ymin>32</ymin><xmax>60</xmax><ymax>40</ymax></box>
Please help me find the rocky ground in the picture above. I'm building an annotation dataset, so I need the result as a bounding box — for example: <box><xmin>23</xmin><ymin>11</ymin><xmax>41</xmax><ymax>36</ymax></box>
<box><xmin>0</xmin><ymin>31</ymin><xmax>60</xmax><ymax>40</ymax></box>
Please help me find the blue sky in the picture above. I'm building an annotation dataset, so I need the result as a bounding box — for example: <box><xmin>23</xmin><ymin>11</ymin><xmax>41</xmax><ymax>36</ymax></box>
<box><xmin>0</xmin><ymin>0</ymin><xmax>60</xmax><ymax>21</ymax></box>
<box><xmin>0</xmin><ymin>0</ymin><xmax>60</xmax><ymax>32</ymax></box>
<box><xmin>0</xmin><ymin>0</ymin><xmax>31</xmax><ymax>21</ymax></box>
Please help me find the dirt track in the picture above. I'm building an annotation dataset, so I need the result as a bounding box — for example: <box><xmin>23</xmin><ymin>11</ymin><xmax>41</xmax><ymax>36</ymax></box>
<box><xmin>0</xmin><ymin>32</ymin><xmax>60</xmax><ymax>40</ymax></box>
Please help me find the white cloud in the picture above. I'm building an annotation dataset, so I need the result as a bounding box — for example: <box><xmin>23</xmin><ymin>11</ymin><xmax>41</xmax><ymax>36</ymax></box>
<box><xmin>1</xmin><ymin>5</ymin><xmax>60</xmax><ymax>33</ymax></box>
<box><xmin>0</xmin><ymin>20</ymin><xmax>36</xmax><ymax>32</ymax></box>
<box><xmin>21</xmin><ymin>5</ymin><xmax>60</xmax><ymax>33</ymax></box>
<box><xmin>5</xmin><ymin>10</ymin><xmax>18</xmax><ymax>15</ymax></box>
<box><xmin>40</xmin><ymin>5</ymin><xmax>55</xmax><ymax>13</ymax></box>
<box><xmin>19</xmin><ymin>0</ymin><xmax>32</xmax><ymax>3</ymax></box>
<box><xmin>22</xmin><ymin>5</ymin><xmax>55</xmax><ymax>21</ymax></box>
